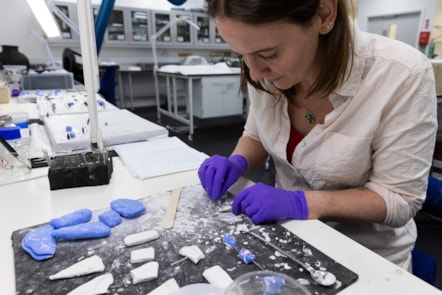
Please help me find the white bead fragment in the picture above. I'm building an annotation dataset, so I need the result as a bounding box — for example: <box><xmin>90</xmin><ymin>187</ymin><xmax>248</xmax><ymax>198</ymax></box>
<box><xmin>124</xmin><ymin>229</ymin><xmax>160</xmax><ymax>247</ymax></box>
<box><xmin>202</xmin><ymin>265</ymin><xmax>233</xmax><ymax>290</ymax></box>
<box><xmin>67</xmin><ymin>273</ymin><xmax>114</xmax><ymax>295</ymax></box>
<box><xmin>178</xmin><ymin>245</ymin><xmax>205</xmax><ymax>264</ymax></box>
<box><xmin>49</xmin><ymin>255</ymin><xmax>105</xmax><ymax>280</ymax></box>
<box><xmin>146</xmin><ymin>278</ymin><xmax>180</xmax><ymax>295</ymax></box>
<box><xmin>131</xmin><ymin>247</ymin><xmax>155</xmax><ymax>264</ymax></box>
<box><xmin>130</xmin><ymin>261</ymin><xmax>159</xmax><ymax>285</ymax></box>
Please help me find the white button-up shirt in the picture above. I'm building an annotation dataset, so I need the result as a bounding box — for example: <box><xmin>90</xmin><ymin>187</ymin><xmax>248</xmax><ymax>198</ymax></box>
<box><xmin>243</xmin><ymin>24</ymin><xmax>437</xmax><ymax>269</ymax></box>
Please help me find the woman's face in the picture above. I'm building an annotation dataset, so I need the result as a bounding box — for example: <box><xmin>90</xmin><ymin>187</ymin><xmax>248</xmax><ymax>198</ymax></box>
<box><xmin>216</xmin><ymin>18</ymin><xmax>321</xmax><ymax>90</ymax></box>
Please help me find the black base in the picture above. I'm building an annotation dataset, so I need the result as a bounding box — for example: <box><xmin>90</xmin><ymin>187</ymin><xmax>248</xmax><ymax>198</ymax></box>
<box><xmin>48</xmin><ymin>151</ymin><xmax>113</xmax><ymax>190</ymax></box>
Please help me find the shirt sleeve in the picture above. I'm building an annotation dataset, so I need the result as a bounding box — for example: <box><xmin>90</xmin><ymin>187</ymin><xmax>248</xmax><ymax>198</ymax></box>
<box><xmin>365</xmin><ymin>62</ymin><xmax>437</xmax><ymax>228</ymax></box>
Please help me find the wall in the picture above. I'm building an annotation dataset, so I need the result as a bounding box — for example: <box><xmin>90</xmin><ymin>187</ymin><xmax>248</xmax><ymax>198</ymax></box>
<box><xmin>355</xmin><ymin>0</ymin><xmax>438</xmax><ymax>55</ymax></box>
<box><xmin>433</xmin><ymin>0</ymin><xmax>442</xmax><ymax>58</ymax></box>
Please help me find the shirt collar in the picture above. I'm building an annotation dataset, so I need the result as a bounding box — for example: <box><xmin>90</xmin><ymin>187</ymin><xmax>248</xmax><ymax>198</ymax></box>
<box><xmin>334</xmin><ymin>20</ymin><xmax>366</xmax><ymax>98</ymax></box>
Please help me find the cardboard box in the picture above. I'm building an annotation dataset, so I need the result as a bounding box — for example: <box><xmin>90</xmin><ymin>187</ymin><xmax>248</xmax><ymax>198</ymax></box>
<box><xmin>0</xmin><ymin>86</ymin><xmax>10</xmax><ymax>103</ymax></box>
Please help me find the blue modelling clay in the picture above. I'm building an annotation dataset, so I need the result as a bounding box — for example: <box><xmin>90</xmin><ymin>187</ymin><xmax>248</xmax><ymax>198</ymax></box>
<box><xmin>239</xmin><ymin>248</ymin><xmax>255</xmax><ymax>264</ymax></box>
<box><xmin>262</xmin><ymin>276</ymin><xmax>285</xmax><ymax>295</ymax></box>
<box><xmin>223</xmin><ymin>234</ymin><xmax>237</xmax><ymax>248</ymax></box>
<box><xmin>110</xmin><ymin>199</ymin><xmax>146</xmax><ymax>218</ymax></box>
<box><xmin>98</xmin><ymin>210</ymin><xmax>122</xmax><ymax>227</ymax></box>
<box><xmin>22</xmin><ymin>225</ymin><xmax>57</xmax><ymax>261</ymax></box>
<box><xmin>50</xmin><ymin>208</ymin><xmax>92</xmax><ymax>229</ymax></box>
<box><xmin>51</xmin><ymin>221</ymin><xmax>111</xmax><ymax>240</ymax></box>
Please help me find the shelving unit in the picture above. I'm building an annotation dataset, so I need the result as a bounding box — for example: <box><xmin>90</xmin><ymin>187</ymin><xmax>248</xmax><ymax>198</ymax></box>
<box><xmin>49</xmin><ymin>2</ymin><xmax>229</xmax><ymax>50</ymax></box>
<box><xmin>48</xmin><ymin>2</ymin><xmax>234</xmax><ymax>110</ymax></box>
<box><xmin>49</xmin><ymin>1</ymin><xmax>80</xmax><ymax>45</ymax></box>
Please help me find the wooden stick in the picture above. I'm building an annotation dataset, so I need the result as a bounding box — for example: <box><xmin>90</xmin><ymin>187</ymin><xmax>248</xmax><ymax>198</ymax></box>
<box><xmin>163</xmin><ymin>188</ymin><xmax>181</xmax><ymax>230</ymax></box>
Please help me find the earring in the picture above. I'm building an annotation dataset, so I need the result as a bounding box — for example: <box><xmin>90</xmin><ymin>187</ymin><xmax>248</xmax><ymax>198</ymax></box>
<box><xmin>326</xmin><ymin>22</ymin><xmax>333</xmax><ymax>30</ymax></box>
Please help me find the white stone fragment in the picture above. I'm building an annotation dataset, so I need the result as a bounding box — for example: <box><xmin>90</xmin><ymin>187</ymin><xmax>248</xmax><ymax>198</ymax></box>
<box><xmin>130</xmin><ymin>261</ymin><xmax>159</xmax><ymax>285</ymax></box>
<box><xmin>67</xmin><ymin>273</ymin><xmax>114</xmax><ymax>295</ymax></box>
<box><xmin>147</xmin><ymin>278</ymin><xmax>180</xmax><ymax>295</ymax></box>
<box><xmin>235</xmin><ymin>224</ymin><xmax>249</xmax><ymax>234</ymax></box>
<box><xmin>202</xmin><ymin>265</ymin><xmax>233</xmax><ymax>290</ymax></box>
<box><xmin>178</xmin><ymin>245</ymin><xmax>205</xmax><ymax>264</ymax></box>
<box><xmin>49</xmin><ymin>255</ymin><xmax>105</xmax><ymax>280</ymax></box>
<box><xmin>131</xmin><ymin>247</ymin><xmax>155</xmax><ymax>264</ymax></box>
<box><xmin>124</xmin><ymin>229</ymin><xmax>160</xmax><ymax>247</ymax></box>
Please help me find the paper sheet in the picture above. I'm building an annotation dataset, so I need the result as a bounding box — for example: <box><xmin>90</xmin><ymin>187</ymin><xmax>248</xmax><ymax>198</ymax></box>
<box><xmin>113</xmin><ymin>137</ymin><xmax>208</xmax><ymax>179</ymax></box>
<box><xmin>43</xmin><ymin>109</ymin><xmax>168</xmax><ymax>153</ymax></box>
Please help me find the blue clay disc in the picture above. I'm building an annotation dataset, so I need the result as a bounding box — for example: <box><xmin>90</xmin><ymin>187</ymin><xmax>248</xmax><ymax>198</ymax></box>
<box><xmin>110</xmin><ymin>198</ymin><xmax>146</xmax><ymax>218</ymax></box>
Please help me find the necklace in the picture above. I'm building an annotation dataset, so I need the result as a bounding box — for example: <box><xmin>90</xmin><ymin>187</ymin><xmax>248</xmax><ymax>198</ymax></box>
<box><xmin>300</xmin><ymin>92</ymin><xmax>335</xmax><ymax>124</ymax></box>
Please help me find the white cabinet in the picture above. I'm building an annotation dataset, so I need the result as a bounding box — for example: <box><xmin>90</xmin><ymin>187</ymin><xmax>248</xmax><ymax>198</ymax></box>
<box><xmin>156</xmin><ymin>72</ymin><xmax>244</xmax><ymax>139</ymax></box>
<box><xmin>49</xmin><ymin>1</ymin><xmax>80</xmax><ymax>45</ymax></box>
<box><xmin>151</xmin><ymin>10</ymin><xmax>194</xmax><ymax>47</ymax></box>
<box><xmin>92</xmin><ymin>6</ymin><xmax>127</xmax><ymax>45</ymax></box>
<box><xmin>193</xmin><ymin>76</ymin><xmax>243</xmax><ymax>118</ymax></box>
<box><xmin>49</xmin><ymin>2</ymin><xmax>228</xmax><ymax>49</ymax></box>
<box><xmin>193</xmin><ymin>13</ymin><xmax>228</xmax><ymax>49</ymax></box>
<box><xmin>128</xmin><ymin>9</ymin><xmax>151</xmax><ymax>44</ymax></box>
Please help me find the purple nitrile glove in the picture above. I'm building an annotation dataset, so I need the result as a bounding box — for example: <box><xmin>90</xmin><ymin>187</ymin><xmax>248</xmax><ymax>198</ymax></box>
<box><xmin>232</xmin><ymin>183</ymin><xmax>308</xmax><ymax>224</ymax></box>
<box><xmin>198</xmin><ymin>154</ymin><xmax>248</xmax><ymax>201</ymax></box>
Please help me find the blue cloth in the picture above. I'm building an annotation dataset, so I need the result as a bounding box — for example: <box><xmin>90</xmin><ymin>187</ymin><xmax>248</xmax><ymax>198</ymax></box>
<box><xmin>110</xmin><ymin>199</ymin><xmax>146</xmax><ymax>218</ymax></box>
<box><xmin>50</xmin><ymin>208</ymin><xmax>92</xmax><ymax>229</ymax></box>
<box><xmin>98</xmin><ymin>210</ymin><xmax>122</xmax><ymax>227</ymax></box>
<box><xmin>51</xmin><ymin>221</ymin><xmax>111</xmax><ymax>240</ymax></box>
<box><xmin>412</xmin><ymin>249</ymin><xmax>437</xmax><ymax>285</ymax></box>
<box><xmin>423</xmin><ymin>176</ymin><xmax>442</xmax><ymax>218</ymax></box>
<box><xmin>22</xmin><ymin>225</ymin><xmax>57</xmax><ymax>261</ymax></box>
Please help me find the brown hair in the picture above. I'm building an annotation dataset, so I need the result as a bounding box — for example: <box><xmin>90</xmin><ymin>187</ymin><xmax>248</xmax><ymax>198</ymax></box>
<box><xmin>205</xmin><ymin>0</ymin><xmax>353</xmax><ymax>103</ymax></box>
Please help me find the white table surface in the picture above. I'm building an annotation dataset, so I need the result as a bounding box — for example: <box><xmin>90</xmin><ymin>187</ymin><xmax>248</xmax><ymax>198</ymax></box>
<box><xmin>1</xmin><ymin>158</ymin><xmax>441</xmax><ymax>295</ymax></box>
<box><xmin>0</xmin><ymin>98</ymin><xmax>40</xmax><ymax>120</ymax></box>
<box><xmin>1</xmin><ymin>95</ymin><xmax>441</xmax><ymax>295</ymax></box>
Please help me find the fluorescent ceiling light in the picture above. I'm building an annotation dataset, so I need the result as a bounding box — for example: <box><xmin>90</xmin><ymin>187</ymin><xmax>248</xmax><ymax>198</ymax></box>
<box><xmin>26</xmin><ymin>0</ymin><xmax>61</xmax><ymax>38</ymax></box>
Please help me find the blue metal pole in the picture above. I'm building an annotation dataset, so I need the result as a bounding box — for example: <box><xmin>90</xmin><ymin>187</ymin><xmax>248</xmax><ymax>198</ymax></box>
<box><xmin>94</xmin><ymin>0</ymin><xmax>115</xmax><ymax>55</ymax></box>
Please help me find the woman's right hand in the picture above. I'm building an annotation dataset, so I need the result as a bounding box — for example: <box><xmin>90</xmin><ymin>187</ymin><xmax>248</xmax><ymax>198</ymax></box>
<box><xmin>198</xmin><ymin>154</ymin><xmax>248</xmax><ymax>201</ymax></box>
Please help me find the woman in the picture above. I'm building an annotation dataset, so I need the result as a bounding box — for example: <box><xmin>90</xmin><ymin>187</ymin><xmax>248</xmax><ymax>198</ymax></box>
<box><xmin>198</xmin><ymin>0</ymin><xmax>437</xmax><ymax>271</ymax></box>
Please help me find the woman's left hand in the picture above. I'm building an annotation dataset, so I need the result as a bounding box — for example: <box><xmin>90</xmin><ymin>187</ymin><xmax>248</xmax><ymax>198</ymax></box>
<box><xmin>232</xmin><ymin>183</ymin><xmax>308</xmax><ymax>224</ymax></box>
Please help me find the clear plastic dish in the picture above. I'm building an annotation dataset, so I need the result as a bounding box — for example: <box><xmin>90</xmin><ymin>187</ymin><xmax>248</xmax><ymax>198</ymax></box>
<box><xmin>224</xmin><ymin>271</ymin><xmax>312</xmax><ymax>295</ymax></box>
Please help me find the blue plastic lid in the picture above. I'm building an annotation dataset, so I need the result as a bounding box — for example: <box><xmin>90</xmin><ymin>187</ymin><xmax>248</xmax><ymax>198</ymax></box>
<box><xmin>0</xmin><ymin>126</ymin><xmax>21</xmax><ymax>140</ymax></box>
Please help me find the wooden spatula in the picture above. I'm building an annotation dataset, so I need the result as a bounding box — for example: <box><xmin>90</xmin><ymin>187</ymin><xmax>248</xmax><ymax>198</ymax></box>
<box><xmin>163</xmin><ymin>188</ymin><xmax>181</xmax><ymax>230</ymax></box>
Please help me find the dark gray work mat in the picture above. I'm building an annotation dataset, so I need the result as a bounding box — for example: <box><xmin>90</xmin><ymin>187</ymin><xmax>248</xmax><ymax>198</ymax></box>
<box><xmin>11</xmin><ymin>184</ymin><xmax>358</xmax><ymax>294</ymax></box>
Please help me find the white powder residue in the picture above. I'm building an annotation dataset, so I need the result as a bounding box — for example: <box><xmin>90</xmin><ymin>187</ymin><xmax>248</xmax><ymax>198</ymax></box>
<box><xmin>274</xmin><ymin>251</ymin><xmax>287</xmax><ymax>258</ymax></box>
<box><xmin>334</xmin><ymin>280</ymin><xmax>343</xmax><ymax>288</ymax></box>
<box><xmin>314</xmin><ymin>260</ymin><xmax>322</xmax><ymax>268</ymax></box>
<box><xmin>87</xmin><ymin>241</ymin><xmax>107</xmax><ymax>253</ymax></box>
<box><xmin>296</xmin><ymin>278</ymin><xmax>310</xmax><ymax>286</ymax></box>
<box><xmin>162</xmin><ymin>241</ymin><xmax>170</xmax><ymax>249</ymax></box>
<box><xmin>302</xmin><ymin>246</ymin><xmax>313</xmax><ymax>257</ymax></box>
<box><xmin>235</xmin><ymin>223</ymin><xmax>249</xmax><ymax>233</ymax></box>
<box><xmin>274</xmin><ymin>262</ymin><xmax>292</xmax><ymax>270</ymax></box>
<box><xmin>277</xmin><ymin>238</ymin><xmax>291</xmax><ymax>244</ymax></box>
<box><xmin>263</xmin><ymin>233</ymin><xmax>271</xmax><ymax>242</ymax></box>
<box><xmin>115</xmin><ymin>244</ymin><xmax>125</xmax><ymax>251</ymax></box>
<box><xmin>269</xmin><ymin>255</ymin><xmax>276</xmax><ymax>260</ymax></box>
<box><xmin>205</xmin><ymin>245</ymin><xmax>216</xmax><ymax>254</ymax></box>
<box><xmin>200</xmin><ymin>218</ymin><xmax>209</xmax><ymax>226</ymax></box>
